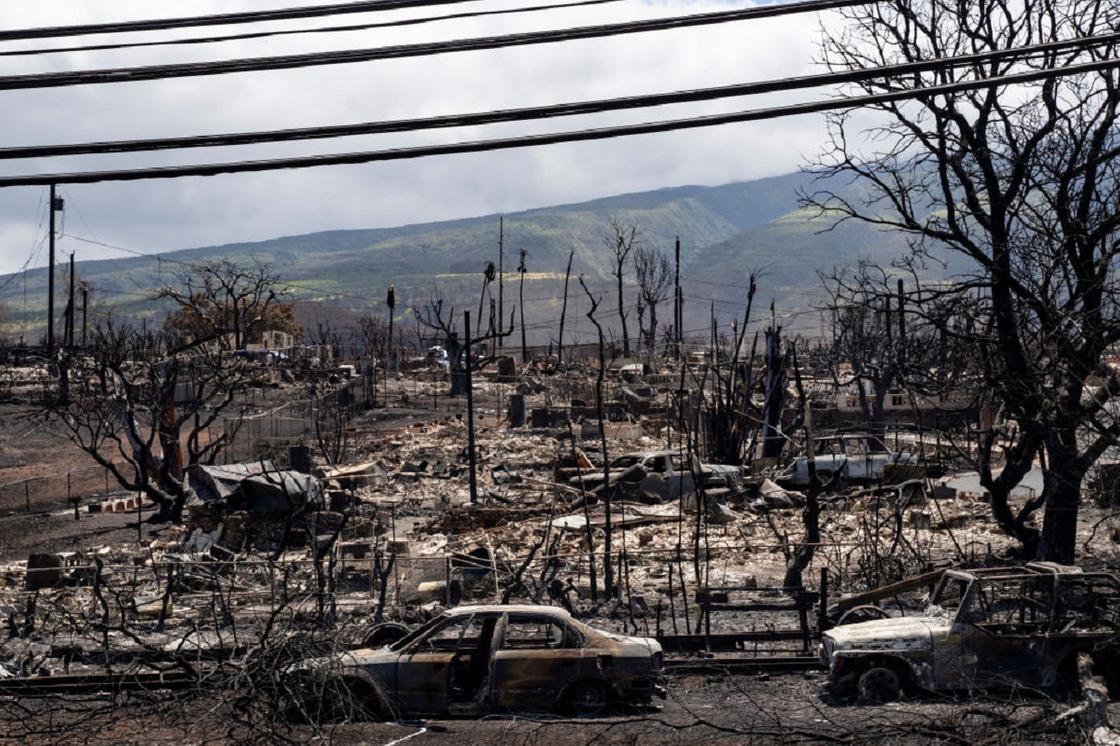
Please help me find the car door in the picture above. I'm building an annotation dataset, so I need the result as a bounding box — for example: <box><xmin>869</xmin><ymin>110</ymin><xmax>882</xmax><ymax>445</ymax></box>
<box><xmin>640</xmin><ymin>455</ymin><xmax>670</xmax><ymax>499</ymax></box>
<box><xmin>489</xmin><ymin>613</ymin><xmax>592</xmax><ymax>711</ymax></box>
<box><xmin>396</xmin><ymin>613</ymin><xmax>485</xmax><ymax>714</ymax></box>
<box><xmin>959</xmin><ymin>577</ymin><xmax>1055</xmax><ymax>687</ymax></box>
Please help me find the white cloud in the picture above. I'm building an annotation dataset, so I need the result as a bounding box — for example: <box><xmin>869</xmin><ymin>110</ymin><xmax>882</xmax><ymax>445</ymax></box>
<box><xmin>0</xmin><ymin>0</ymin><xmax>850</xmax><ymax>273</ymax></box>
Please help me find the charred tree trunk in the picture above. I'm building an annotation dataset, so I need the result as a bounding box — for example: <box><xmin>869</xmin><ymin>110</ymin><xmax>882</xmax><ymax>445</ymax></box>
<box><xmin>1040</xmin><ymin>425</ymin><xmax>1085</xmax><ymax>564</ymax></box>
<box><xmin>557</xmin><ymin>250</ymin><xmax>573</xmax><ymax>365</ymax></box>
<box><xmin>581</xmin><ymin>277</ymin><xmax>613</xmax><ymax>598</ymax></box>
<box><xmin>761</xmin><ymin>324</ymin><xmax>786</xmax><ymax>460</ymax></box>
<box><xmin>617</xmin><ymin>266</ymin><xmax>630</xmax><ymax>358</ymax></box>
<box><xmin>784</xmin><ymin>346</ymin><xmax>821</xmax><ymax>589</ymax></box>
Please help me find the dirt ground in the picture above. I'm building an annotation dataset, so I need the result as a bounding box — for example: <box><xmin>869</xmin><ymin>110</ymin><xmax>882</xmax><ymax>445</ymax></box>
<box><xmin>2</xmin><ymin>385</ymin><xmax>1119</xmax><ymax>746</ymax></box>
<box><xmin>6</xmin><ymin>672</ymin><xmax>1117</xmax><ymax>745</ymax></box>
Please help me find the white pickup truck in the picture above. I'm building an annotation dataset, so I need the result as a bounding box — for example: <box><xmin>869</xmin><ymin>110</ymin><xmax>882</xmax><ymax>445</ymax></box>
<box><xmin>780</xmin><ymin>435</ymin><xmax>919</xmax><ymax>487</ymax></box>
<box><xmin>569</xmin><ymin>450</ymin><xmax>743</xmax><ymax>501</ymax></box>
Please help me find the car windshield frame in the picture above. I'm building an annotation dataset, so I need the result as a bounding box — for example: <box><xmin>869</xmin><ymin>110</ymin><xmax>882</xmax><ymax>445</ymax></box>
<box><xmin>500</xmin><ymin>612</ymin><xmax>585</xmax><ymax>651</ymax></box>
<box><xmin>929</xmin><ymin>573</ymin><xmax>972</xmax><ymax>619</ymax></box>
<box><xmin>387</xmin><ymin>614</ymin><xmax>448</xmax><ymax>652</ymax></box>
<box><xmin>610</xmin><ymin>455</ymin><xmax>643</xmax><ymax>469</ymax></box>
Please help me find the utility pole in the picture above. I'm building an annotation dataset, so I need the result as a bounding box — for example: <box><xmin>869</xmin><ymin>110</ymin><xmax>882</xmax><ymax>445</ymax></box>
<box><xmin>518</xmin><ymin>248</ymin><xmax>528</xmax><ymax>364</ymax></box>
<box><xmin>674</xmin><ymin>236</ymin><xmax>681</xmax><ymax>360</ymax></box>
<box><xmin>66</xmin><ymin>252</ymin><xmax>76</xmax><ymax>349</ymax></box>
<box><xmin>386</xmin><ymin>284</ymin><xmax>395</xmax><ymax>372</ymax></box>
<box><xmin>897</xmin><ymin>277</ymin><xmax>906</xmax><ymax>368</ymax></box>
<box><xmin>557</xmin><ymin>249</ymin><xmax>573</xmax><ymax>365</ymax></box>
<box><xmin>46</xmin><ymin>185</ymin><xmax>63</xmax><ymax>355</ymax></box>
<box><xmin>81</xmin><ymin>284</ymin><xmax>88</xmax><ymax>348</ymax></box>
<box><xmin>464</xmin><ymin>310</ymin><xmax>478</xmax><ymax>504</ymax></box>
<box><xmin>497</xmin><ymin>217</ymin><xmax>504</xmax><ymax>350</ymax></box>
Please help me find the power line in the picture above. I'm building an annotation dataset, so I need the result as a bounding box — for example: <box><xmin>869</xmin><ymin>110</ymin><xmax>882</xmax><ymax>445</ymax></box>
<box><xmin>0</xmin><ymin>0</ymin><xmax>626</xmax><ymax>59</ymax></box>
<box><xmin>0</xmin><ymin>1</ymin><xmax>484</xmax><ymax>42</ymax></box>
<box><xmin>0</xmin><ymin>0</ymin><xmax>873</xmax><ymax>91</ymax></box>
<box><xmin>1</xmin><ymin>55</ymin><xmax>1115</xmax><ymax>188</ymax></box>
<box><xmin>62</xmin><ymin>234</ymin><xmax>394</xmax><ymax>308</ymax></box>
<box><xmin>2</xmin><ymin>33</ymin><xmax>1111</xmax><ymax>160</ymax></box>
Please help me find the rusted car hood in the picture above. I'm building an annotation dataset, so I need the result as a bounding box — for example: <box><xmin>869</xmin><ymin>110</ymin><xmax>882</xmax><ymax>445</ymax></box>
<box><xmin>824</xmin><ymin>616</ymin><xmax>940</xmax><ymax>651</ymax></box>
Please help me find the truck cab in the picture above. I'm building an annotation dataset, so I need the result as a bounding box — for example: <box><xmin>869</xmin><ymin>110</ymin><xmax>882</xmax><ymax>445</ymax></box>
<box><xmin>820</xmin><ymin>564</ymin><xmax>1120</xmax><ymax>702</ymax></box>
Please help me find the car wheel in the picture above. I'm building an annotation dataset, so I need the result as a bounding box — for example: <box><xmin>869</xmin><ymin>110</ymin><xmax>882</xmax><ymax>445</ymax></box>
<box><xmin>282</xmin><ymin>674</ymin><xmax>384</xmax><ymax>723</ymax></box>
<box><xmin>858</xmin><ymin>666</ymin><xmax>901</xmax><ymax>704</ymax></box>
<box><xmin>565</xmin><ymin>680</ymin><xmax>608</xmax><ymax>717</ymax></box>
<box><xmin>362</xmin><ymin>622</ymin><xmax>410</xmax><ymax>648</ymax></box>
<box><xmin>836</xmin><ymin>605</ymin><xmax>891</xmax><ymax>626</ymax></box>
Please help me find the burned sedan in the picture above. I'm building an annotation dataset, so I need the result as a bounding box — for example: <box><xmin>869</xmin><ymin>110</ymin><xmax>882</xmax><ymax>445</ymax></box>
<box><xmin>287</xmin><ymin>605</ymin><xmax>665</xmax><ymax>721</ymax></box>
<box><xmin>820</xmin><ymin>563</ymin><xmax>1120</xmax><ymax>703</ymax></box>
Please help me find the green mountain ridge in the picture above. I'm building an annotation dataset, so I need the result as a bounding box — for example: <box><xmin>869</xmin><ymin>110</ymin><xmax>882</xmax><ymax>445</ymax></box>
<box><xmin>0</xmin><ymin>171</ymin><xmax>933</xmax><ymax>342</ymax></box>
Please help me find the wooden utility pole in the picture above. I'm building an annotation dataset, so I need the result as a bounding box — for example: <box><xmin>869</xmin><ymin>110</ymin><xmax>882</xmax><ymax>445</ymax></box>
<box><xmin>80</xmin><ymin>285</ymin><xmax>88</xmax><ymax>348</ymax></box>
<box><xmin>386</xmin><ymin>284</ymin><xmax>396</xmax><ymax>372</ymax></box>
<box><xmin>497</xmin><ymin>217</ymin><xmax>504</xmax><ymax>350</ymax></box>
<box><xmin>557</xmin><ymin>249</ymin><xmax>573</xmax><ymax>365</ymax></box>
<box><xmin>464</xmin><ymin>310</ymin><xmax>479</xmax><ymax>504</ymax></box>
<box><xmin>46</xmin><ymin>184</ymin><xmax>61</xmax><ymax>355</ymax></box>
<box><xmin>897</xmin><ymin>278</ymin><xmax>906</xmax><ymax>368</ymax></box>
<box><xmin>66</xmin><ymin>252</ymin><xmax>76</xmax><ymax>349</ymax></box>
<box><xmin>674</xmin><ymin>236</ymin><xmax>681</xmax><ymax>360</ymax></box>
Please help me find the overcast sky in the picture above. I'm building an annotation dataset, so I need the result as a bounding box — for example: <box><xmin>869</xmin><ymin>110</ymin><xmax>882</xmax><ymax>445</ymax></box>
<box><xmin>0</xmin><ymin>0</ymin><xmax>847</xmax><ymax>275</ymax></box>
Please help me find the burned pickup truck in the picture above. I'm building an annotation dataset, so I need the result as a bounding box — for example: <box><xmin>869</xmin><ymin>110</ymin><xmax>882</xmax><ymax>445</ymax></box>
<box><xmin>779</xmin><ymin>435</ymin><xmax>920</xmax><ymax>488</ymax></box>
<box><xmin>286</xmin><ymin>605</ymin><xmax>665</xmax><ymax>721</ymax></box>
<box><xmin>820</xmin><ymin>563</ymin><xmax>1120</xmax><ymax>702</ymax></box>
<box><xmin>568</xmin><ymin>450</ymin><xmax>743</xmax><ymax>502</ymax></box>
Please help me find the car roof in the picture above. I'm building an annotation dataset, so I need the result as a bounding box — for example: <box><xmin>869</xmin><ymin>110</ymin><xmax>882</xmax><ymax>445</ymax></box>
<box><xmin>944</xmin><ymin>562</ymin><xmax>1087</xmax><ymax>582</ymax></box>
<box><xmin>443</xmin><ymin>604</ymin><xmax>572</xmax><ymax>618</ymax></box>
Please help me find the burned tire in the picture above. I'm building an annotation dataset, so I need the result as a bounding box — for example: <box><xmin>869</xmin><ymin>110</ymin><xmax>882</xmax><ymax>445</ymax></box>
<box><xmin>565</xmin><ymin>680</ymin><xmax>608</xmax><ymax>717</ymax></box>
<box><xmin>282</xmin><ymin>673</ymin><xmax>384</xmax><ymax>724</ymax></box>
<box><xmin>362</xmin><ymin>622</ymin><xmax>410</xmax><ymax>648</ymax></box>
<box><xmin>836</xmin><ymin>605</ymin><xmax>891</xmax><ymax>626</ymax></box>
<box><xmin>858</xmin><ymin>666</ymin><xmax>901</xmax><ymax>704</ymax></box>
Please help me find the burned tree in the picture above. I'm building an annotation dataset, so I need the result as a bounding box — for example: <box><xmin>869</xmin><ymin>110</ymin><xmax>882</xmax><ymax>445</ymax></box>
<box><xmin>518</xmin><ymin>248</ymin><xmax>529</xmax><ymax>363</ymax></box>
<box><xmin>819</xmin><ymin>262</ymin><xmax>921</xmax><ymax>451</ymax></box>
<box><xmin>701</xmin><ymin>274</ymin><xmax>758</xmax><ymax>466</ymax></box>
<box><xmin>49</xmin><ymin>260</ymin><xmax>287</xmax><ymax>523</ymax></box>
<box><xmin>605</xmin><ymin>217</ymin><xmax>638</xmax><ymax>357</ymax></box>
<box><xmin>163</xmin><ymin>259</ymin><xmax>296</xmax><ymax>350</ymax></box>
<box><xmin>557</xmin><ymin>249</ymin><xmax>574</xmax><ymax>364</ymax></box>
<box><xmin>357</xmin><ymin>314</ymin><xmax>390</xmax><ymax>363</ymax></box>
<box><xmin>633</xmin><ymin>243</ymin><xmax>672</xmax><ymax>356</ymax></box>
<box><xmin>309</xmin><ymin>317</ymin><xmax>343</xmax><ymax>361</ymax></box>
<box><xmin>804</xmin><ymin>0</ymin><xmax>1120</xmax><ymax>562</ymax></box>
<box><xmin>476</xmin><ymin>260</ymin><xmax>496</xmax><ymax>338</ymax></box>
<box><xmin>414</xmin><ymin>291</ymin><xmax>467</xmax><ymax>396</ymax></box>
<box><xmin>580</xmin><ymin>276</ymin><xmax>615</xmax><ymax>598</ymax></box>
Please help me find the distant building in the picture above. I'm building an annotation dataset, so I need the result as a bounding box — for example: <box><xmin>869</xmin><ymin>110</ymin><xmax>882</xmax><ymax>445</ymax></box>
<box><xmin>247</xmin><ymin>329</ymin><xmax>296</xmax><ymax>352</ymax></box>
